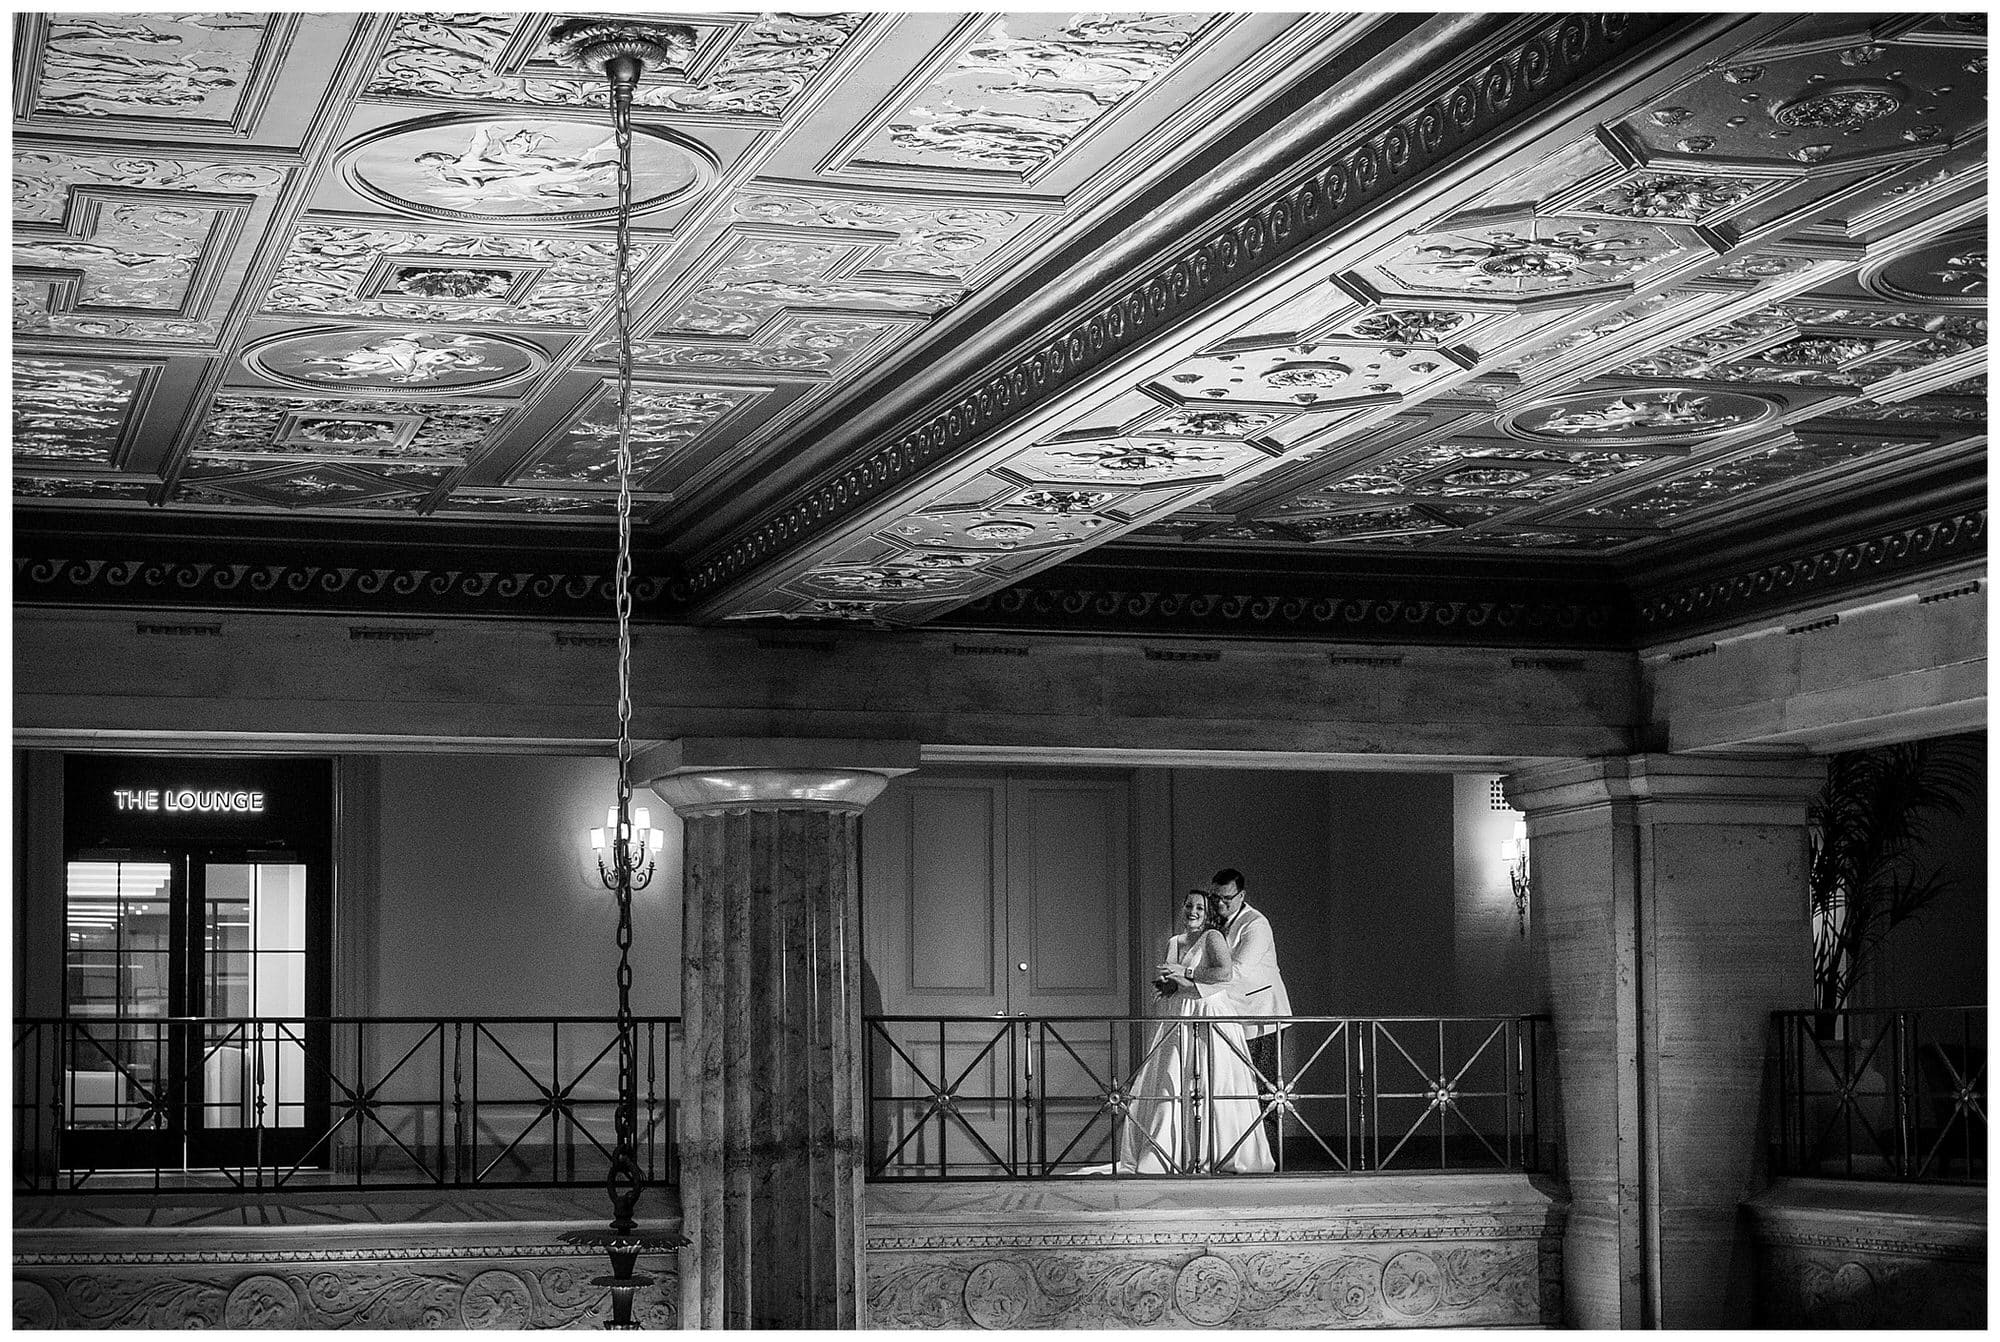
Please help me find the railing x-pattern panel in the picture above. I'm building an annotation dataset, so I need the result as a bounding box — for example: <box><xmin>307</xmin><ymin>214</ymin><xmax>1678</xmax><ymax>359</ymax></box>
<box><xmin>864</xmin><ymin>1014</ymin><xmax>1548</xmax><ymax>1179</ymax></box>
<box><xmin>1773</xmin><ymin>1007</ymin><xmax>1985</xmax><ymax>1184</ymax></box>
<box><xmin>14</xmin><ymin>1016</ymin><xmax>678</xmax><ymax>1193</ymax></box>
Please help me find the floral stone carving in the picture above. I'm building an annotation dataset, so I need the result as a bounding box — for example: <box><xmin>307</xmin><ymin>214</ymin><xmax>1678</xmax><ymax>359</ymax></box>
<box><xmin>866</xmin><ymin>1240</ymin><xmax>1541</xmax><ymax>1328</ymax></box>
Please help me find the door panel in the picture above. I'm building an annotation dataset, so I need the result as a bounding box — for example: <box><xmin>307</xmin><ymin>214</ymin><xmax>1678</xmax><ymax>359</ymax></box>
<box><xmin>863</xmin><ymin>772</ymin><xmax>1131</xmax><ymax>1175</ymax></box>
<box><xmin>863</xmin><ymin>778</ymin><xmax>1012</xmax><ymax>1173</ymax></box>
<box><xmin>1007</xmin><ymin>779</ymin><xmax>1127</xmax><ymax>1007</ymax></box>
<box><xmin>906</xmin><ymin>787</ymin><xmax>1002</xmax><ymax>996</ymax></box>
<box><xmin>1007</xmin><ymin>779</ymin><xmax>1129</xmax><ymax>1169</ymax></box>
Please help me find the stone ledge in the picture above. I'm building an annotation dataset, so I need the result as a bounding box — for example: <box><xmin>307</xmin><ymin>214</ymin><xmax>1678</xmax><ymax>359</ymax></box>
<box><xmin>864</xmin><ymin>1175</ymin><xmax>1567</xmax><ymax>1328</ymax></box>
<box><xmin>1744</xmin><ymin>1178</ymin><xmax>1986</xmax><ymax>1328</ymax></box>
<box><xmin>12</xmin><ymin>1188</ymin><xmax>688</xmax><ymax>1331</ymax></box>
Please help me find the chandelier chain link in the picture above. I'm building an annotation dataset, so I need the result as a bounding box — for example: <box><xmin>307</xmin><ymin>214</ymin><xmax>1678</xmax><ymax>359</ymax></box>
<box><xmin>607</xmin><ymin>69</ymin><xmax>642</xmax><ymax>1235</ymax></box>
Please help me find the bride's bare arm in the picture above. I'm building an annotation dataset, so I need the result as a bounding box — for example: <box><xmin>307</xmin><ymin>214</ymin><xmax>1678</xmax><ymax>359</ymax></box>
<box><xmin>1189</xmin><ymin>929</ymin><xmax>1234</xmax><ymax>984</ymax></box>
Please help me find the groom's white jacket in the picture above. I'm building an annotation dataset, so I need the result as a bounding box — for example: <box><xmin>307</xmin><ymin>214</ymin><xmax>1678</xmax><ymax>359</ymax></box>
<box><xmin>1196</xmin><ymin>902</ymin><xmax>1292</xmax><ymax>1035</ymax></box>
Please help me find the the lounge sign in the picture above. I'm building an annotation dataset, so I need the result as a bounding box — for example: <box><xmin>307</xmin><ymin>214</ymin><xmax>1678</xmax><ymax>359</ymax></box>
<box><xmin>113</xmin><ymin>788</ymin><xmax>267</xmax><ymax>814</ymax></box>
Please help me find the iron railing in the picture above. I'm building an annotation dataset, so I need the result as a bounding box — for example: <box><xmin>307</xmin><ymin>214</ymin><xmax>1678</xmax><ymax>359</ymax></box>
<box><xmin>14</xmin><ymin>1015</ymin><xmax>678</xmax><ymax>1193</ymax></box>
<box><xmin>864</xmin><ymin>1013</ymin><xmax>1549</xmax><ymax>1179</ymax></box>
<box><xmin>1773</xmin><ymin>1006</ymin><xmax>1986</xmax><ymax>1184</ymax></box>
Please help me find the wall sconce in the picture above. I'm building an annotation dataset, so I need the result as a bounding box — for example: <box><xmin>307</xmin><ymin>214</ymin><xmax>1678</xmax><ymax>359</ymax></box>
<box><xmin>591</xmin><ymin>806</ymin><xmax>661</xmax><ymax>891</ymax></box>
<box><xmin>1499</xmin><ymin>818</ymin><xmax>1529</xmax><ymax>937</ymax></box>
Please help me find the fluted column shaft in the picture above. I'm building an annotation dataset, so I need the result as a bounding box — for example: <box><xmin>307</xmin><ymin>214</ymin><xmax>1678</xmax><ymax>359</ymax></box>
<box><xmin>646</xmin><ymin>741</ymin><xmax>915</xmax><ymax>1330</ymax></box>
<box><xmin>1508</xmin><ymin>753</ymin><xmax>1823</xmax><ymax>1330</ymax></box>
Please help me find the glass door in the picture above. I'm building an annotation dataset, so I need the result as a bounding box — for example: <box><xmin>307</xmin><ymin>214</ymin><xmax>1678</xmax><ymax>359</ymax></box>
<box><xmin>189</xmin><ymin>860</ymin><xmax>318</xmax><ymax>1166</ymax></box>
<box><xmin>60</xmin><ymin>852</ymin><xmax>328</xmax><ymax>1174</ymax></box>
<box><xmin>61</xmin><ymin>858</ymin><xmax>177</xmax><ymax>1169</ymax></box>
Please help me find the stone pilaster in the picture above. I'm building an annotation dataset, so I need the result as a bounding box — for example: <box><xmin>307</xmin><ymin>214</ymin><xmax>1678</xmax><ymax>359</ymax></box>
<box><xmin>1507</xmin><ymin>753</ymin><xmax>1824</xmax><ymax>1329</ymax></box>
<box><xmin>642</xmin><ymin>739</ymin><xmax>918</xmax><ymax>1330</ymax></box>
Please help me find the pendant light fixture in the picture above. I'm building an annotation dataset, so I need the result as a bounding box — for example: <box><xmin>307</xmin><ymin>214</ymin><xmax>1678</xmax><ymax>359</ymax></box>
<box><xmin>548</xmin><ymin>18</ymin><xmax>696</xmax><ymax>1331</ymax></box>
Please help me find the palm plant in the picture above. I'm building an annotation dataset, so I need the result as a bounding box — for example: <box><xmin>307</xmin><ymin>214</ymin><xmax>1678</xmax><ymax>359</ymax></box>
<box><xmin>1807</xmin><ymin>736</ymin><xmax>1983</xmax><ymax>1015</ymax></box>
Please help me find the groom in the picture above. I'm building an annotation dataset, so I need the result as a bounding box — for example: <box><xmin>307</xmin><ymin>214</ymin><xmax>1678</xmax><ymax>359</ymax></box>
<box><xmin>1211</xmin><ymin>868</ymin><xmax>1291</xmax><ymax>1149</ymax></box>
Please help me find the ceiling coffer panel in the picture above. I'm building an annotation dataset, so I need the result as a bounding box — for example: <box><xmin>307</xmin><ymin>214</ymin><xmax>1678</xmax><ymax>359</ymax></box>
<box><xmin>9</xmin><ymin>10</ymin><xmax>1984</xmax><ymax>633</ymax></box>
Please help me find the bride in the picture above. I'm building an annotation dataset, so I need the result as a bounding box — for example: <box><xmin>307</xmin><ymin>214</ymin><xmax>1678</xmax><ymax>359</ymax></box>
<box><xmin>1118</xmin><ymin>889</ymin><xmax>1274</xmax><ymax>1174</ymax></box>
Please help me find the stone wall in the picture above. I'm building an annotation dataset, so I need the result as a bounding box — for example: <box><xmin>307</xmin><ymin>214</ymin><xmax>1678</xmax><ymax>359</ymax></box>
<box><xmin>13</xmin><ymin>1192</ymin><xmax>681</xmax><ymax>1330</ymax></box>
<box><xmin>864</xmin><ymin>1176</ymin><xmax>1564</xmax><ymax>1329</ymax></box>
<box><xmin>1746</xmin><ymin>1178</ymin><xmax>1985</xmax><ymax>1328</ymax></box>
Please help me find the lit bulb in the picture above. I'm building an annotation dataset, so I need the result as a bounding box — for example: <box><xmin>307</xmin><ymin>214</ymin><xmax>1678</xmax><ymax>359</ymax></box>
<box><xmin>590</xmin><ymin>827</ymin><xmax>606</xmax><ymax>852</ymax></box>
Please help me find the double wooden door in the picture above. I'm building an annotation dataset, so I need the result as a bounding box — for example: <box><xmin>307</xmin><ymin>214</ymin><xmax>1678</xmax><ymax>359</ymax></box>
<box><xmin>862</xmin><ymin>772</ymin><xmax>1130</xmax><ymax>1174</ymax></box>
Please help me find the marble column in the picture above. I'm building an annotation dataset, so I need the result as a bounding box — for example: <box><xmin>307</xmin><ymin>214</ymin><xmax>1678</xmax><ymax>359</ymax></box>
<box><xmin>1507</xmin><ymin>753</ymin><xmax>1824</xmax><ymax>1330</ymax></box>
<box><xmin>641</xmin><ymin>738</ymin><xmax>918</xmax><ymax>1330</ymax></box>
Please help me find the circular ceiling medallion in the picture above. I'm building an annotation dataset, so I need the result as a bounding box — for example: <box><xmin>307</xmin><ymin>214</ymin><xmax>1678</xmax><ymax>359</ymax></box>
<box><xmin>1441</xmin><ymin>466</ymin><xmax>1536</xmax><ymax>487</ymax></box>
<box><xmin>1503</xmin><ymin>388</ymin><xmax>1778</xmax><ymax>446</ymax></box>
<box><xmin>340</xmin><ymin>114</ymin><xmax>714</xmax><ymax>224</ymax></box>
<box><xmin>1264</xmin><ymin>361</ymin><xmax>1351</xmax><ymax>389</ymax></box>
<box><xmin>1861</xmin><ymin>230</ymin><xmax>1987</xmax><ymax>307</ymax></box>
<box><xmin>1770</xmin><ymin>80</ymin><xmax>1908</xmax><ymax>129</ymax></box>
<box><xmin>246</xmin><ymin>328</ymin><xmax>544</xmax><ymax>394</ymax></box>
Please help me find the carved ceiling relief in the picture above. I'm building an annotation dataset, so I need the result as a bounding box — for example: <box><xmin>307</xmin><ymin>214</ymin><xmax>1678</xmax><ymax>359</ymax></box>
<box><xmin>364</xmin><ymin>12</ymin><xmax>865</xmax><ymax>119</ymax></box>
<box><xmin>724</xmin><ymin>194</ymin><xmax>1046</xmax><ymax>281</ymax></box>
<box><xmin>14</xmin><ymin>475</ymin><xmax>155</xmax><ymax>501</ymax></box>
<box><xmin>263</xmin><ymin>225</ymin><xmax>639</xmax><ymax>328</ymax></box>
<box><xmin>338</xmin><ymin>116</ymin><xmax>715</xmax><ymax>226</ymax></box>
<box><xmin>1268</xmin><ymin>443</ymin><xmax>1662</xmax><ymax>509</ymax></box>
<box><xmin>1617</xmin><ymin>23</ymin><xmax>1980</xmax><ymax>172</ymax></box>
<box><xmin>645</xmin><ymin>234</ymin><xmax>963</xmax><ymax>342</ymax></box>
<box><xmin>13</xmin><ymin>358</ymin><xmax>156</xmax><ymax>467</ymax></box>
<box><xmin>14</xmin><ymin>181</ymin><xmax>256</xmax><ymax>343</ymax></box>
<box><xmin>20</xmin><ymin>13</ymin><xmax>282</xmax><ymax>127</ymax></box>
<box><xmin>517</xmin><ymin>383</ymin><xmax>761</xmax><ymax>488</ymax></box>
<box><xmin>1562</xmin><ymin>430</ymin><xmax>1945</xmax><ymax>527</ymax></box>
<box><xmin>176</xmin><ymin>460</ymin><xmax>451</xmax><ymax>511</ymax></box>
<box><xmin>192</xmin><ymin>395</ymin><xmax>510</xmax><ymax>464</ymax></box>
<box><xmin>1359</xmin><ymin>215</ymin><xmax>1706</xmax><ymax>305</ymax></box>
<box><xmin>1147</xmin><ymin>338</ymin><xmax>1474</xmax><ymax>411</ymax></box>
<box><xmin>245</xmin><ymin>328</ymin><xmax>546</xmax><ymax>396</ymax></box>
<box><xmin>1862</xmin><ymin>229</ymin><xmax>1987</xmax><ymax>306</ymax></box>
<box><xmin>1502</xmin><ymin>388</ymin><xmax>1781</xmax><ymax>445</ymax></box>
<box><xmin>847</xmin><ymin>13</ymin><xmax>1216</xmax><ymax>178</ymax></box>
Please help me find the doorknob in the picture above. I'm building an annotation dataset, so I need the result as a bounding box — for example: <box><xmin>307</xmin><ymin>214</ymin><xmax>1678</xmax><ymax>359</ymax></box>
<box><xmin>1017</xmin><ymin>961</ymin><xmax>1028</xmax><ymax>972</ymax></box>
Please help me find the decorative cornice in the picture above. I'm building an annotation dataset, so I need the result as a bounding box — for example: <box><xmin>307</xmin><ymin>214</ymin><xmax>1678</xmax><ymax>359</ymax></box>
<box><xmin>867</xmin><ymin>1218</ymin><xmax>1565</xmax><ymax>1252</ymax></box>
<box><xmin>1633</xmin><ymin>507</ymin><xmax>1986</xmax><ymax>637</ymax></box>
<box><xmin>941</xmin><ymin>565</ymin><xmax>1633</xmax><ymax>648</ymax></box>
<box><xmin>12</xmin><ymin>554</ymin><xmax>677</xmax><ymax>620</ymax></box>
<box><xmin>12</xmin><ymin>515</ymin><xmax>688</xmax><ymax>621</ymax></box>
<box><xmin>13</xmin><ymin>1242</ymin><xmax>619</xmax><ymax>1267</ymax></box>
<box><xmin>684</xmin><ymin>13</ymin><xmax>1689</xmax><ymax>605</ymax></box>
<box><xmin>1756</xmin><ymin>1231</ymin><xmax>1983</xmax><ymax>1263</ymax></box>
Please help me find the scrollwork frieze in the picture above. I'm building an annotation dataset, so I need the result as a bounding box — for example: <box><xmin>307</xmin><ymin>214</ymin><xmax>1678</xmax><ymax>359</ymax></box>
<box><xmin>1636</xmin><ymin>508</ymin><xmax>1986</xmax><ymax>635</ymax></box>
<box><xmin>13</xmin><ymin>551</ymin><xmax>678</xmax><ymax>621</ymax></box>
<box><xmin>688</xmin><ymin>13</ymin><xmax>1684</xmax><ymax>601</ymax></box>
<box><xmin>865</xmin><ymin>1238</ymin><xmax>1545</xmax><ymax>1329</ymax></box>
<box><xmin>945</xmin><ymin>581</ymin><xmax>1629</xmax><ymax>647</ymax></box>
<box><xmin>15</xmin><ymin>1258</ymin><xmax>680</xmax><ymax>1330</ymax></box>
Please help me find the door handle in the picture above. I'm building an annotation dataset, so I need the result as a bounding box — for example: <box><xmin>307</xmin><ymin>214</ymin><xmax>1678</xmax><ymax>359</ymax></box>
<box><xmin>1017</xmin><ymin>961</ymin><xmax>1028</xmax><ymax>972</ymax></box>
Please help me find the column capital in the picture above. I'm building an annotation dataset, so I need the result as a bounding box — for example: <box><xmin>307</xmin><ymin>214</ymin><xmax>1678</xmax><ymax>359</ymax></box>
<box><xmin>637</xmin><ymin>737</ymin><xmax>919</xmax><ymax>817</ymax></box>
<box><xmin>1507</xmin><ymin>752</ymin><xmax>1824</xmax><ymax>823</ymax></box>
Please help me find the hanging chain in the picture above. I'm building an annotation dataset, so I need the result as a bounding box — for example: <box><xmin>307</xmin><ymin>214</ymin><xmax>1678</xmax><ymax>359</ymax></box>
<box><xmin>606</xmin><ymin>66</ymin><xmax>642</xmax><ymax>1237</ymax></box>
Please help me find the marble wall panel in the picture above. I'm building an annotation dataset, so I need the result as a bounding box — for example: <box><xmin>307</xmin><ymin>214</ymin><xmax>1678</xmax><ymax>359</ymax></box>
<box><xmin>14</xmin><ymin>1247</ymin><xmax>680</xmax><ymax>1330</ymax></box>
<box><xmin>864</xmin><ymin>1180</ymin><xmax>1565</xmax><ymax>1330</ymax></box>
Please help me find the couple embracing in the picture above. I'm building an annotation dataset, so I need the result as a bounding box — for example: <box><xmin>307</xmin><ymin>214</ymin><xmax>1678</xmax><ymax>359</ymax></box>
<box><xmin>1118</xmin><ymin>868</ymin><xmax>1291</xmax><ymax>1175</ymax></box>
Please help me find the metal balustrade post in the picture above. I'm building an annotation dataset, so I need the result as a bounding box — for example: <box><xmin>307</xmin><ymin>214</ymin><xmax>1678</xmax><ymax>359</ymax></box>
<box><xmin>452</xmin><ymin>1021</ymin><xmax>467</xmax><ymax>1185</ymax></box>
<box><xmin>1894</xmin><ymin>1011</ymin><xmax>1913</xmax><ymax>1179</ymax></box>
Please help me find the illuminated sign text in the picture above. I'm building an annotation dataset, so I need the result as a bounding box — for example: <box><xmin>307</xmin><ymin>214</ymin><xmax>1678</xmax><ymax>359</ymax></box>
<box><xmin>113</xmin><ymin>788</ymin><xmax>267</xmax><ymax>814</ymax></box>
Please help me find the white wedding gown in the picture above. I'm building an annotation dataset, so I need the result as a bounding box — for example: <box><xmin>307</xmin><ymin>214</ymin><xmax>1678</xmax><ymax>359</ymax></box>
<box><xmin>1116</xmin><ymin>934</ymin><xmax>1274</xmax><ymax>1174</ymax></box>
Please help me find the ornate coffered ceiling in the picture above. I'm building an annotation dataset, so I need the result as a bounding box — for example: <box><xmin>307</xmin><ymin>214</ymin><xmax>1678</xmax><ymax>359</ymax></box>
<box><xmin>12</xmin><ymin>11</ymin><xmax>1988</xmax><ymax>643</ymax></box>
